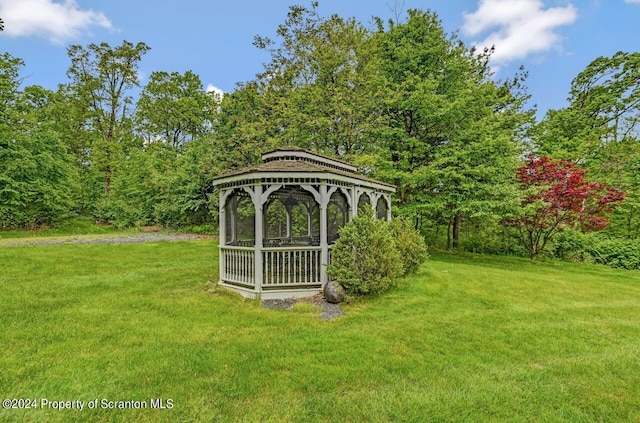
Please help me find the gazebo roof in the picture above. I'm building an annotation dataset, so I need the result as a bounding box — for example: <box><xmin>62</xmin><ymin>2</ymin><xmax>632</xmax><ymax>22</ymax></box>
<box><xmin>212</xmin><ymin>148</ymin><xmax>395</xmax><ymax>192</ymax></box>
<box><xmin>261</xmin><ymin>146</ymin><xmax>357</xmax><ymax>171</ymax></box>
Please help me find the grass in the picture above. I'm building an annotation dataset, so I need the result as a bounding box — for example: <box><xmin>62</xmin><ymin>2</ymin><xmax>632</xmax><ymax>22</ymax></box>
<box><xmin>1</xmin><ymin>238</ymin><xmax>640</xmax><ymax>422</ymax></box>
<box><xmin>0</xmin><ymin>217</ymin><xmax>135</xmax><ymax>241</ymax></box>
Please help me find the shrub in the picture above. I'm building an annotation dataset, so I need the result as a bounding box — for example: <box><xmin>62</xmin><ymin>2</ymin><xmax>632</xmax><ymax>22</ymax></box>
<box><xmin>390</xmin><ymin>218</ymin><xmax>429</xmax><ymax>275</ymax></box>
<box><xmin>553</xmin><ymin>231</ymin><xmax>640</xmax><ymax>270</ymax></box>
<box><xmin>590</xmin><ymin>239</ymin><xmax>640</xmax><ymax>270</ymax></box>
<box><xmin>327</xmin><ymin>210</ymin><xmax>403</xmax><ymax>296</ymax></box>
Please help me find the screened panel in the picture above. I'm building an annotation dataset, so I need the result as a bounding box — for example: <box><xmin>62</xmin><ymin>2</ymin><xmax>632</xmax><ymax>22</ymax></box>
<box><xmin>376</xmin><ymin>197</ymin><xmax>388</xmax><ymax>220</ymax></box>
<box><xmin>264</xmin><ymin>186</ymin><xmax>319</xmax><ymax>246</ymax></box>
<box><xmin>225</xmin><ymin>191</ymin><xmax>255</xmax><ymax>246</ymax></box>
<box><xmin>357</xmin><ymin>193</ymin><xmax>370</xmax><ymax>213</ymax></box>
<box><xmin>327</xmin><ymin>191</ymin><xmax>349</xmax><ymax>244</ymax></box>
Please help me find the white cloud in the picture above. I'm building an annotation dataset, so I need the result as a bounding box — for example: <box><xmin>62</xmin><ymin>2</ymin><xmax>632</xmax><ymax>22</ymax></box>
<box><xmin>625</xmin><ymin>0</ymin><xmax>640</xmax><ymax>4</ymax></box>
<box><xmin>206</xmin><ymin>84</ymin><xmax>225</xmax><ymax>100</ymax></box>
<box><xmin>0</xmin><ymin>0</ymin><xmax>111</xmax><ymax>44</ymax></box>
<box><xmin>462</xmin><ymin>0</ymin><xmax>577</xmax><ymax>65</ymax></box>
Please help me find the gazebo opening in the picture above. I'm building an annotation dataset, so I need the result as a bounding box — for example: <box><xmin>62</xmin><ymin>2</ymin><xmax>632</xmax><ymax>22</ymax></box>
<box><xmin>213</xmin><ymin>147</ymin><xmax>395</xmax><ymax>299</ymax></box>
<box><xmin>327</xmin><ymin>190</ymin><xmax>349</xmax><ymax>244</ymax></box>
<box><xmin>357</xmin><ymin>192</ymin><xmax>371</xmax><ymax>212</ymax></box>
<box><xmin>376</xmin><ymin>196</ymin><xmax>389</xmax><ymax>220</ymax></box>
<box><xmin>264</xmin><ymin>186</ymin><xmax>320</xmax><ymax>247</ymax></box>
<box><xmin>224</xmin><ymin>190</ymin><xmax>255</xmax><ymax>246</ymax></box>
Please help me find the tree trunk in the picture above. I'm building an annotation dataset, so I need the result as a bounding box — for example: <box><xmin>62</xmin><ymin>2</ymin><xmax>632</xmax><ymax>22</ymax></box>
<box><xmin>104</xmin><ymin>163</ymin><xmax>111</xmax><ymax>194</ymax></box>
<box><xmin>452</xmin><ymin>213</ymin><xmax>461</xmax><ymax>250</ymax></box>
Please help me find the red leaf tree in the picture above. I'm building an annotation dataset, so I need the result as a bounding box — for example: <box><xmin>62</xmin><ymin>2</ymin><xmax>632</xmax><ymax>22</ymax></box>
<box><xmin>510</xmin><ymin>155</ymin><xmax>625</xmax><ymax>260</ymax></box>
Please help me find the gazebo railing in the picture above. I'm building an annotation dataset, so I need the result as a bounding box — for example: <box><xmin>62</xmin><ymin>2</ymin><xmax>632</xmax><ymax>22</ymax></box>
<box><xmin>263</xmin><ymin>235</ymin><xmax>320</xmax><ymax>247</ymax></box>
<box><xmin>220</xmin><ymin>246</ymin><xmax>255</xmax><ymax>287</ymax></box>
<box><xmin>220</xmin><ymin>245</ymin><xmax>322</xmax><ymax>290</ymax></box>
<box><xmin>263</xmin><ymin>246</ymin><xmax>322</xmax><ymax>288</ymax></box>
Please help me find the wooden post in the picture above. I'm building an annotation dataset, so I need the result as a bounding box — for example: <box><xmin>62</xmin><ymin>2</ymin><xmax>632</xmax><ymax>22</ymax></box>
<box><xmin>252</xmin><ymin>185</ymin><xmax>264</xmax><ymax>294</ymax></box>
<box><xmin>386</xmin><ymin>195</ymin><xmax>392</xmax><ymax>222</ymax></box>
<box><xmin>219</xmin><ymin>190</ymin><xmax>229</xmax><ymax>247</ymax></box>
<box><xmin>351</xmin><ymin>188</ymin><xmax>359</xmax><ymax>219</ymax></box>
<box><xmin>319</xmin><ymin>183</ymin><xmax>328</xmax><ymax>286</ymax></box>
<box><xmin>218</xmin><ymin>189</ymin><xmax>233</xmax><ymax>284</ymax></box>
<box><xmin>243</xmin><ymin>183</ymin><xmax>282</xmax><ymax>296</ymax></box>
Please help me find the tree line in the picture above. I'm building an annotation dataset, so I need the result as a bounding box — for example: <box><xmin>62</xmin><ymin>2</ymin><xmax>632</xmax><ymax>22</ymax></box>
<box><xmin>1</xmin><ymin>3</ymin><xmax>639</xmax><ymax>260</ymax></box>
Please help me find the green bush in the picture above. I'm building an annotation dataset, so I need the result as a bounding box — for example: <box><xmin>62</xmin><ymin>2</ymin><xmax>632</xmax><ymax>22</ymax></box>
<box><xmin>553</xmin><ymin>231</ymin><xmax>640</xmax><ymax>270</ymax></box>
<box><xmin>327</xmin><ymin>211</ymin><xmax>403</xmax><ymax>296</ymax></box>
<box><xmin>390</xmin><ymin>218</ymin><xmax>429</xmax><ymax>275</ymax></box>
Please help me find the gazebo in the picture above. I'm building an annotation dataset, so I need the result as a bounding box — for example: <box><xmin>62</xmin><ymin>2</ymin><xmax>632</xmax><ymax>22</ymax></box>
<box><xmin>212</xmin><ymin>147</ymin><xmax>395</xmax><ymax>299</ymax></box>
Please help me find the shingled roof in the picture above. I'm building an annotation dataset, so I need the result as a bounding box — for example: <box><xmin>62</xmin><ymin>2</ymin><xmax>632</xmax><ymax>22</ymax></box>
<box><xmin>212</xmin><ymin>148</ymin><xmax>395</xmax><ymax>191</ymax></box>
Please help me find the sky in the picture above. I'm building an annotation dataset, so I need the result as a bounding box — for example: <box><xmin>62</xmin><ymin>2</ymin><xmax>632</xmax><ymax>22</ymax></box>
<box><xmin>1</xmin><ymin>0</ymin><xmax>639</xmax><ymax>120</ymax></box>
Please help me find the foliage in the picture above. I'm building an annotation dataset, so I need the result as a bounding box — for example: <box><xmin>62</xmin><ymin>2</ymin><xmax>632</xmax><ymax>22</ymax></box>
<box><xmin>135</xmin><ymin>70</ymin><xmax>219</xmax><ymax>148</ymax></box>
<box><xmin>64</xmin><ymin>40</ymin><xmax>150</xmax><ymax>195</ymax></box>
<box><xmin>95</xmin><ymin>138</ymin><xmax>219</xmax><ymax>228</ymax></box>
<box><xmin>4</xmin><ymin>4</ymin><xmax>640</xmax><ymax>258</ymax></box>
<box><xmin>536</xmin><ymin>51</ymin><xmax>640</xmax><ymax>239</ymax></box>
<box><xmin>609</xmin><ymin>153</ymin><xmax>640</xmax><ymax>239</ymax></box>
<box><xmin>252</xmin><ymin>1</ymin><xmax>384</xmax><ymax>156</ymax></box>
<box><xmin>243</xmin><ymin>6</ymin><xmax>533</xmax><ymax>250</ymax></box>
<box><xmin>0</xmin><ymin>54</ymin><xmax>78</xmax><ymax>229</ymax></box>
<box><xmin>508</xmin><ymin>155</ymin><xmax>625</xmax><ymax>260</ymax></box>
<box><xmin>0</xmin><ymin>129</ymin><xmax>77</xmax><ymax>229</ymax></box>
<box><xmin>164</xmin><ymin>136</ymin><xmax>220</xmax><ymax>226</ymax></box>
<box><xmin>553</xmin><ymin>230</ymin><xmax>640</xmax><ymax>270</ymax></box>
<box><xmin>389</xmin><ymin>217</ymin><xmax>428</xmax><ymax>275</ymax></box>
<box><xmin>327</xmin><ymin>210</ymin><xmax>403</xmax><ymax>296</ymax></box>
<box><xmin>371</xmin><ymin>10</ymin><xmax>532</xmax><ymax>249</ymax></box>
<box><xmin>94</xmin><ymin>147</ymin><xmax>163</xmax><ymax>228</ymax></box>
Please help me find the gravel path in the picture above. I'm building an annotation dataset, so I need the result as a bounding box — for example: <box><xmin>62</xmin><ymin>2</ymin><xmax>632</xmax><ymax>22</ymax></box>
<box><xmin>262</xmin><ymin>294</ymin><xmax>344</xmax><ymax>321</ymax></box>
<box><xmin>2</xmin><ymin>233</ymin><xmax>211</xmax><ymax>247</ymax></box>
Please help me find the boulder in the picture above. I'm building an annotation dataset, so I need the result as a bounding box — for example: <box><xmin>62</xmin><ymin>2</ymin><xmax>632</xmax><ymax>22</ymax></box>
<box><xmin>323</xmin><ymin>280</ymin><xmax>345</xmax><ymax>304</ymax></box>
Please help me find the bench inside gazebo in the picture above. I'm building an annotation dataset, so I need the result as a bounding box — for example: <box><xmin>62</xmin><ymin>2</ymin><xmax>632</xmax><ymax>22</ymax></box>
<box><xmin>213</xmin><ymin>147</ymin><xmax>395</xmax><ymax>299</ymax></box>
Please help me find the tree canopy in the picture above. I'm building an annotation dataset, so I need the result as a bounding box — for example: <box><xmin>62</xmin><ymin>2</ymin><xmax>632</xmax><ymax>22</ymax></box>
<box><xmin>508</xmin><ymin>156</ymin><xmax>624</xmax><ymax>260</ymax></box>
<box><xmin>0</xmin><ymin>3</ymin><xmax>634</xmax><ymax>264</ymax></box>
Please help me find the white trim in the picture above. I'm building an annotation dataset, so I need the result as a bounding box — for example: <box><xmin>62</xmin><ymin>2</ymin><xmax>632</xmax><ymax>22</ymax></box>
<box><xmin>214</xmin><ymin>171</ymin><xmax>395</xmax><ymax>193</ymax></box>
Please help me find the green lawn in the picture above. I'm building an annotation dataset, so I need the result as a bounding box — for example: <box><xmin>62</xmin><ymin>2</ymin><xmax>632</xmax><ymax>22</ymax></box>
<box><xmin>1</xmin><ymin>240</ymin><xmax>639</xmax><ymax>422</ymax></box>
<box><xmin>0</xmin><ymin>217</ymin><xmax>136</xmax><ymax>242</ymax></box>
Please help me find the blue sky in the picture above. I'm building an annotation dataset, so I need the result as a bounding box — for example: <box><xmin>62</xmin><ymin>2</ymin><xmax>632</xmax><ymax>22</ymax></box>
<box><xmin>1</xmin><ymin>0</ymin><xmax>639</xmax><ymax>120</ymax></box>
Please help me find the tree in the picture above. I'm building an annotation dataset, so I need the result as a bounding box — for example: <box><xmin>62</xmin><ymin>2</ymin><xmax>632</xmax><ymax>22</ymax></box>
<box><xmin>64</xmin><ymin>41</ymin><xmax>150</xmax><ymax>196</ymax></box>
<box><xmin>537</xmin><ymin>52</ymin><xmax>640</xmax><ymax>163</ymax></box>
<box><xmin>250</xmin><ymin>2</ymin><xmax>384</xmax><ymax>157</ymax></box>
<box><xmin>372</xmin><ymin>10</ymin><xmax>532</xmax><ymax>249</ymax></box>
<box><xmin>536</xmin><ymin>51</ymin><xmax>640</xmax><ymax>238</ymax></box>
<box><xmin>213</xmin><ymin>81</ymin><xmax>276</xmax><ymax>170</ymax></box>
<box><xmin>135</xmin><ymin>70</ymin><xmax>219</xmax><ymax>149</ymax></box>
<box><xmin>0</xmin><ymin>54</ymin><xmax>78</xmax><ymax>228</ymax></box>
<box><xmin>508</xmin><ymin>156</ymin><xmax>624</xmax><ymax>260</ymax></box>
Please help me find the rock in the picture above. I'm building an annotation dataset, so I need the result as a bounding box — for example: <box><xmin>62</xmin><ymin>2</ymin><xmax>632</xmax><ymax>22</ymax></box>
<box><xmin>323</xmin><ymin>280</ymin><xmax>345</xmax><ymax>304</ymax></box>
